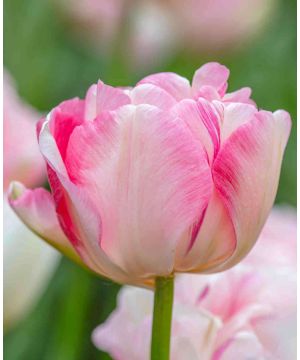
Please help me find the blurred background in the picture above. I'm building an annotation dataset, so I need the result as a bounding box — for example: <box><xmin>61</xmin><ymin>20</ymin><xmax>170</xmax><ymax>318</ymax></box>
<box><xmin>3</xmin><ymin>0</ymin><xmax>296</xmax><ymax>359</ymax></box>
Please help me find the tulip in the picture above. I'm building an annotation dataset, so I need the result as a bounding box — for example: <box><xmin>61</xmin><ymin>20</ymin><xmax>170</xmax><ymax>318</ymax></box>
<box><xmin>92</xmin><ymin>206</ymin><xmax>296</xmax><ymax>359</ymax></box>
<box><xmin>3</xmin><ymin>71</ymin><xmax>60</xmax><ymax>331</ymax></box>
<box><xmin>9</xmin><ymin>62</ymin><xmax>290</xmax><ymax>357</ymax></box>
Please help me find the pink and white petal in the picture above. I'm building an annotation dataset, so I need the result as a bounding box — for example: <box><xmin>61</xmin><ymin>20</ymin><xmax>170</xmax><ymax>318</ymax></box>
<box><xmin>223</xmin><ymin>87</ymin><xmax>255</xmax><ymax>105</ymax></box>
<box><xmin>253</xmin><ymin>312</ymin><xmax>297</xmax><ymax>360</ymax></box>
<box><xmin>220</xmin><ymin>102</ymin><xmax>258</xmax><ymax>141</ymax></box>
<box><xmin>130</xmin><ymin>83</ymin><xmax>177</xmax><ymax>110</ymax></box>
<box><xmin>96</xmin><ymin>80</ymin><xmax>131</xmax><ymax>114</ymax></box>
<box><xmin>39</xmin><ymin>118</ymin><xmax>136</xmax><ymax>285</ymax></box>
<box><xmin>195</xmin><ymin>85</ymin><xmax>221</xmax><ymax>101</ymax></box>
<box><xmin>92</xmin><ymin>287</ymin><xmax>153</xmax><ymax>359</ymax></box>
<box><xmin>171</xmin><ymin>98</ymin><xmax>220</xmax><ymax>164</ymax></box>
<box><xmin>66</xmin><ymin>104</ymin><xmax>213</xmax><ymax>278</ymax></box>
<box><xmin>175</xmin><ymin>190</ymin><xmax>236</xmax><ymax>273</ymax></box>
<box><xmin>50</xmin><ymin>171</ymin><xmax>136</xmax><ymax>285</ymax></box>
<box><xmin>211</xmin><ymin>110</ymin><xmax>291</xmax><ymax>272</ymax></box>
<box><xmin>213</xmin><ymin>331</ymin><xmax>264</xmax><ymax>360</ymax></box>
<box><xmin>84</xmin><ymin>84</ymin><xmax>97</xmax><ymax>121</ymax></box>
<box><xmin>192</xmin><ymin>62</ymin><xmax>229</xmax><ymax>97</ymax></box>
<box><xmin>172</xmin><ymin>303</ymin><xmax>221</xmax><ymax>360</ymax></box>
<box><xmin>40</xmin><ymin>98</ymin><xmax>85</xmax><ymax>162</ymax></box>
<box><xmin>8</xmin><ymin>181</ymin><xmax>81</xmax><ymax>264</ymax></box>
<box><xmin>138</xmin><ymin>72</ymin><xmax>191</xmax><ymax>101</ymax></box>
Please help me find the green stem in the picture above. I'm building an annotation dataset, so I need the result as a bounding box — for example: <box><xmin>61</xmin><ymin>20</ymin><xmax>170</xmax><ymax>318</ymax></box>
<box><xmin>151</xmin><ymin>276</ymin><xmax>174</xmax><ymax>360</ymax></box>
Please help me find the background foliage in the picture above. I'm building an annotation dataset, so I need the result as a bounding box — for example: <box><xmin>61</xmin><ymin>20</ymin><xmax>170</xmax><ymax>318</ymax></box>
<box><xmin>4</xmin><ymin>0</ymin><xmax>296</xmax><ymax>359</ymax></box>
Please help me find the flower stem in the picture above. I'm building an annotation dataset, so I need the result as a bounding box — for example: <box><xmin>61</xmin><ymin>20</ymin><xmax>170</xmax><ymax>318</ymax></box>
<box><xmin>151</xmin><ymin>276</ymin><xmax>174</xmax><ymax>360</ymax></box>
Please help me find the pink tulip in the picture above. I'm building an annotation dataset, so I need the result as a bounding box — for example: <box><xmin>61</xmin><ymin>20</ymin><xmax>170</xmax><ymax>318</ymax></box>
<box><xmin>9</xmin><ymin>62</ymin><xmax>291</xmax><ymax>286</ymax></box>
<box><xmin>92</xmin><ymin>206</ymin><xmax>296</xmax><ymax>359</ymax></box>
<box><xmin>3</xmin><ymin>71</ymin><xmax>46</xmax><ymax>190</ymax></box>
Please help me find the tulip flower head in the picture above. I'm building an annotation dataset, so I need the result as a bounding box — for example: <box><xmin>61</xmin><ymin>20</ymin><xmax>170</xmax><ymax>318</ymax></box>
<box><xmin>92</xmin><ymin>207</ymin><xmax>297</xmax><ymax>359</ymax></box>
<box><xmin>9</xmin><ymin>62</ymin><xmax>291</xmax><ymax>287</ymax></box>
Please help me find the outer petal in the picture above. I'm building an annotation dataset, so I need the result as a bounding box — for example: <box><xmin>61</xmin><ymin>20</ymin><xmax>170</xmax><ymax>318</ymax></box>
<box><xmin>192</xmin><ymin>62</ymin><xmax>229</xmax><ymax>98</ymax></box>
<box><xmin>39</xmin><ymin>98</ymin><xmax>85</xmax><ymax>162</ymax></box>
<box><xmin>175</xmin><ymin>190</ymin><xmax>236</xmax><ymax>273</ymax></box>
<box><xmin>130</xmin><ymin>83</ymin><xmax>177</xmax><ymax>110</ymax></box>
<box><xmin>39</xmin><ymin>118</ymin><xmax>140</xmax><ymax>286</ymax></box>
<box><xmin>66</xmin><ymin>104</ymin><xmax>213</xmax><ymax>277</ymax></box>
<box><xmin>211</xmin><ymin>110</ymin><xmax>291</xmax><ymax>272</ymax></box>
<box><xmin>8</xmin><ymin>182</ymin><xmax>81</xmax><ymax>265</ymax></box>
<box><xmin>138</xmin><ymin>72</ymin><xmax>191</xmax><ymax>100</ymax></box>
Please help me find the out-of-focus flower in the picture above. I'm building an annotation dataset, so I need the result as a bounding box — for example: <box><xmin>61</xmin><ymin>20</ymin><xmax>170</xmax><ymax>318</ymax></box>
<box><xmin>161</xmin><ymin>0</ymin><xmax>276</xmax><ymax>54</ymax></box>
<box><xmin>9</xmin><ymin>62</ymin><xmax>290</xmax><ymax>287</ymax></box>
<box><xmin>54</xmin><ymin>0</ymin><xmax>277</xmax><ymax>69</ymax></box>
<box><xmin>92</xmin><ymin>206</ymin><xmax>297</xmax><ymax>359</ymax></box>
<box><xmin>55</xmin><ymin>0</ymin><xmax>124</xmax><ymax>52</ymax></box>
<box><xmin>3</xmin><ymin>71</ymin><xmax>60</xmax><ymax>331</ymax></box>
<box><xmin>3</xmin><ymin>71</ymin><xmax>45</xmax><ymax>189</ymax></box>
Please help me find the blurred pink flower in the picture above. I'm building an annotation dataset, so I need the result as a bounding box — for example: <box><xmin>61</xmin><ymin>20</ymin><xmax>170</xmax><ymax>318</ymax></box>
<box><xmin>55</xmin><ymin>0</ymin><xmax>276</xmax><ymax>68</ymax></box>
<box><xmin>162</xmin><ymin>0</ymin><xmax>277</xmax><ymax>53</ymax></box>
<box><xmin>3</xmin><ymin>71</ymin><xmax>45</xmax><ymax>190</ymax></box>
<box><xmin>92</xmin><ymin>206</ymin><xmax>296</xmax><ymax>359</ymax></box>
<box><xmin>9</xmin><ymin>63</ymin><xmax>290</xmax><ymax>287</ymax></box>
<box><xmin>3</xmin><ymin>71</ymin><xmax>59</xmax><ymax>330</ymax></box>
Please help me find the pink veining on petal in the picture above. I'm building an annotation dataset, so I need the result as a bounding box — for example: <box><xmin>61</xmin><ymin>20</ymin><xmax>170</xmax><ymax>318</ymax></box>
<box><xmin>186</xmin><ymin>206</ymin><xmax>207</xmax><ymax>253</ymax></box>
<box><xmin>196</xmin><ymin>99</ymin><xmax>221</xmax><ymax>160</ymax></box>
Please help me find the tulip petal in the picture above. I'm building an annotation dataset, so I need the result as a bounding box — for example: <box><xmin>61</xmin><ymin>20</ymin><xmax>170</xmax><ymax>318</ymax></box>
<box><xmin>172</xmin><ymin>98</ymin><xmax>221</xmax><ymax>164</ymax></box>
<box><xmin>192</xmin><ymin>62</ymin><xmax>229</xmax><ymax>97</ymax></box>
<box><xmin>175</xmin><ymin>190</ymin><xmax>236</xmax><ymax>273</ymax></box>
<box><xmin>96</xmin><ymin>80</ymin><xmax>131</xmax><ymax>113</ymax></box>
<box><xmin>8</xmin><ymin>181</ymin><xmax>81</xmax><ymax>264</ymax></box>
<box><xmin>211</xmin><ymin>110</ymin><xmax>291</xmax><ymax>272</ymax></box>
<box><xmin>84</xmin><ymin>81</ymin><xmax>131</xmax><ymax>121</ymax></box>
<box><xmin>223</xmin><ymin>87</ymin><xmax>255</xmax><ymax>105</ymax></box>
<box><xmin>213</xmin><ymin>331</ymin><xmax>264</xmax><ymax>360</ymax></box>
<box><xmin>138</xmin><ymin>72</ymin><xmax>191</xmax><ymax>100</ymax></box>
<box><xmin>39</xmin><ymin>117</ymin><xmax>141</xmax><ymax>285</ymax></box>
<box><xmin>219</xmin><ymin>102</ymin><xmax>258</xmax><ymax>141</ymax></box>
<box><xmin>66</xmin><ymin>104</ymin><xmax>213</xmax><ymax>277</ymax></box>
<box><xmin>38</xmin><ymin>98</ymin><xmax>85</xmax><ymax>162</ymax></box>
<box><xmin>84</xmin><ymin>84</ymin><xmax>97</xmax><ymax>121</ymax></box>
<box><xmin>130</xmin><ymin>83</ymin><xmax>177</xmax><ymax>110</ymax></box>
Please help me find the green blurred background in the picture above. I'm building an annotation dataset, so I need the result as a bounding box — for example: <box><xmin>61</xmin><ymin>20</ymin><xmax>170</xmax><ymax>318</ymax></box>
<box><xmin>4</xmin><ymin>0</ymin><xmax>296</xmax><ymax>359</ymax></box>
